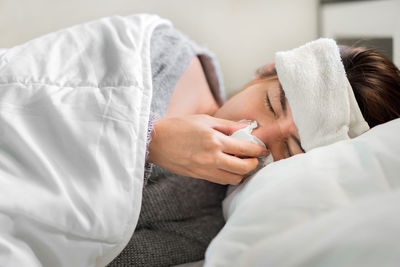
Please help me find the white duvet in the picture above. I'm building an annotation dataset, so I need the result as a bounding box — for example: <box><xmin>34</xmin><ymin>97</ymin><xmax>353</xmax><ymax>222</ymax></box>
<box><xmin>0</xmin><ymin>14</ymin><xmax>169</xmax><ymax>267</ymax></box>
<box><xmin>205</xmin><ymin>118</ymin><xmax>400</xmax><ymax>267</ymax></box>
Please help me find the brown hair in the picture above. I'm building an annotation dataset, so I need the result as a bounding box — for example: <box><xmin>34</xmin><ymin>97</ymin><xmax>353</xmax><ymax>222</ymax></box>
<box><xmin>339</xmin><ymin>45</ymin><xmax>400</xmax><ymax>127</ymax></box>
<box><xmin>255</xmin><ymin>46</ymin><xmax>400</xmax><ymax>128</ymax></box>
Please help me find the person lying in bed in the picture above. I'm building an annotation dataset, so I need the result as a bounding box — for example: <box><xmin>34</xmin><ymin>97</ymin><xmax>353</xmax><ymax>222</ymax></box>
<box><xmin>1</xmin><ymin>14</ymin><xmax>399</xmax><ymax>267</ymax></box>
<box><xmin>109</xmin><ymin>21</ymin><xmax>400</xmax><ymax>267</ymax></box>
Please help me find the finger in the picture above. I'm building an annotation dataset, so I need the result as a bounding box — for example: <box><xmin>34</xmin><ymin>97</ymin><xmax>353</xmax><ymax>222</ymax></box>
<box><xmin>219</xmin><ymin>135</ymin><xmax>269</xmax><ymax>158</ymax></box>
<box><xmin>211</xmin><ymin>118</ymin><xmax>251</xmax><ymax>136</ymax></box>
<box><xmin>217</xmin><ymin>153</ymin><xmax>259</xmax><ymax>175</ymax></box>
<box><xmin>184</xmin><ymin>164</ymin><xmax>244</xmax><ymax>185</ymax></box>
<box><xmin>203</xmin><ymin>169</ymin><xmax>244</xmax><ymax>185</ymax></box>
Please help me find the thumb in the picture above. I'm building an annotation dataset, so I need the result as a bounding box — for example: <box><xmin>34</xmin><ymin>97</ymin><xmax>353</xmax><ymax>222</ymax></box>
<box><xmin>212</xmin><ymin>118</ymin><xmax>251</xmax><ymax>136</ymax></box>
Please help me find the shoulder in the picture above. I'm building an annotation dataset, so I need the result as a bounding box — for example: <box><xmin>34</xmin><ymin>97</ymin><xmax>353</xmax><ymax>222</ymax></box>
<box><xmin>165</xmin><ymin>56</ymin><xmax>219</xmax><ymax>117</ymax></box>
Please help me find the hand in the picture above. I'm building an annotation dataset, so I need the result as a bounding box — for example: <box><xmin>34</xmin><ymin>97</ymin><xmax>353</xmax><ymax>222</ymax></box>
<box><xmin>147</xmin><ymin>114</ymin><xmax>269</xmax><ymax>185</ymax></box>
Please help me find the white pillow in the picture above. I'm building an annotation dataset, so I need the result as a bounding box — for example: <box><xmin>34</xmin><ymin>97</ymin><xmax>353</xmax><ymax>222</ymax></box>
<box><xmin>204</xmin><ymin>118</ymin><xmax>400</xmax><ymax>267</ymax></box>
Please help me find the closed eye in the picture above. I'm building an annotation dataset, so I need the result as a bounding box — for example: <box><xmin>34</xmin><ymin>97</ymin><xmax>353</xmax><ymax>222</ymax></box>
<box><xmin>264</xmin><ymin>92</ymin><xmax>276</xmax><ymax>118</ymax></box>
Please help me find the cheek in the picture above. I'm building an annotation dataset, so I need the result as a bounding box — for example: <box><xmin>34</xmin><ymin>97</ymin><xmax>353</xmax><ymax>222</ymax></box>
<box><xmin>217</xmin><ymin>95</ymin><xmax>259</xmax><ymax>121</ymax></box>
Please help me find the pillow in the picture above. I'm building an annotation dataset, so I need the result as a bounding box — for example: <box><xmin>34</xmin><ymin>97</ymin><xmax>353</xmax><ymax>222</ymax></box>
<box><xmin>204</xmin><ymin>118</ymin><xmax>400</xmax><ymax>267</ymax></box>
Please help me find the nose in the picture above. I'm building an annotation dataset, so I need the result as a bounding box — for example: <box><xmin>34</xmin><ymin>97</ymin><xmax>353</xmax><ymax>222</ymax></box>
<box><xmin>277</xmin><ymin>119</ymin><xmax>295</xmax><ymax>138</ymax></box>
<box><xmin>252</xmin><ymin>121</ymin><xmax>296</xmax><ymax>161</ymax></box>
<box><xmin>252</xmin><ymin>123</ymin><xmax>282</xmax><ymax>147</ymax></box>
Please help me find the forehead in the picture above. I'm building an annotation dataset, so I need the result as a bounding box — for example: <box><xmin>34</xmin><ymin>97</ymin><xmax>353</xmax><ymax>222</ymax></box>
<box><xmin>248</xmin><ymin>75</ymin><xmax>280</xmax><ymax>88</ymax></box>
<box><xmin>236</xmin><ymin>77</ymin><xmax>280</xmax><ymax>99</ymax></box>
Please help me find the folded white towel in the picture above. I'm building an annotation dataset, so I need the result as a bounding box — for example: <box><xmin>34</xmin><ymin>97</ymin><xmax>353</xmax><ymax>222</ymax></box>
<box><xmin>275</xmin><ymin>38</ymin><xmax>370</xmax><ymax>151</ymax></box>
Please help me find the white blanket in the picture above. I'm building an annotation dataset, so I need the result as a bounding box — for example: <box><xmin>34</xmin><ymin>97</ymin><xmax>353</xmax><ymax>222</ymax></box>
<box><xmin>205</xmin><ymin>118</ymin><xmax>400</xmax><ymax>267</ymax></box>
<box><xmin>0</xmin><ymin>14</ymin><xmax>169</xmax><ymax>267</ymax></box>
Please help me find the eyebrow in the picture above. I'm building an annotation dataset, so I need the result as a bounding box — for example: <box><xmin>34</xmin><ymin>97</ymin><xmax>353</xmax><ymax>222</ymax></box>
<box><xmin>278</xmin><ymin>84</ymin><xmax>287</xmax><ymax>116</ymax></box>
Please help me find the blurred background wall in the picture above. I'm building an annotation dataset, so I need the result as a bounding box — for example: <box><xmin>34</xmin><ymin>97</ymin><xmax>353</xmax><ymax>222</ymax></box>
<box><xmin>320</xmin><ymin>0</ymin><xmax>399</xmax><ymax>69</ymax></box>
<box><xmin>0</xmin><ymin>0</ymin><xmax>398</xmax><ymax>96</ymax></box>
<box><xmin>0</xmin><ymin>0</ymin><xmax>318</xmax><ymax>95</ymax></box>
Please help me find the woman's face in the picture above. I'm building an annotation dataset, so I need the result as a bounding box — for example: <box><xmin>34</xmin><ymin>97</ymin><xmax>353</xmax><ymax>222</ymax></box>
<box><xmin>214</xmin><ymin>77</ymin><xmax>304</xmax><ymax>161</ymax></box>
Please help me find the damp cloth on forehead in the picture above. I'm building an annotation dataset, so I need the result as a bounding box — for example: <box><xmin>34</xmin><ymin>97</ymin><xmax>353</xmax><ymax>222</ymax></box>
<box><xmin>230</xmin><ymin>120</ymin><xmax>274</xmax><ymax>174</ymax></box>
<box><xmin>275</xmin><ymin>38</ymin><xmax>370</xmax><ymax>152</ymax></box>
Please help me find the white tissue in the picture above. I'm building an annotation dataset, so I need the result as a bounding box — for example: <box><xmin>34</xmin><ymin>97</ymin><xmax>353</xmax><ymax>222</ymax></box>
<box><xmin>230</xmin><ymin>120</ymin><xmax>274</xmax><ymax>171</ymax></box>
<box><xmin>231</xmin><ymin>121</ymin><xmax>265</xmax><ymax>147</ymax></box>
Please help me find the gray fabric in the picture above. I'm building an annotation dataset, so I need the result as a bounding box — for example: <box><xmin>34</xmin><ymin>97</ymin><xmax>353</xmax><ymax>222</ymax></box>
<box><xmin>174</xmin><ymin>260</ymin><xmax>205</xmax><ymax>267</ymax></box>
<box><xmin>149</xmin><ymin>24</ymin><xmax>196</xmax><ymax>118</ymax></box>
<box><xmin>108</xmin><ymin>24</ymin><xmax>227</xmax><ymax>267</ymax></box>
<box><xmin>149</xmin><ymin>24</ymin><xmax>225</xmax><ymax>118</ymax></box>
